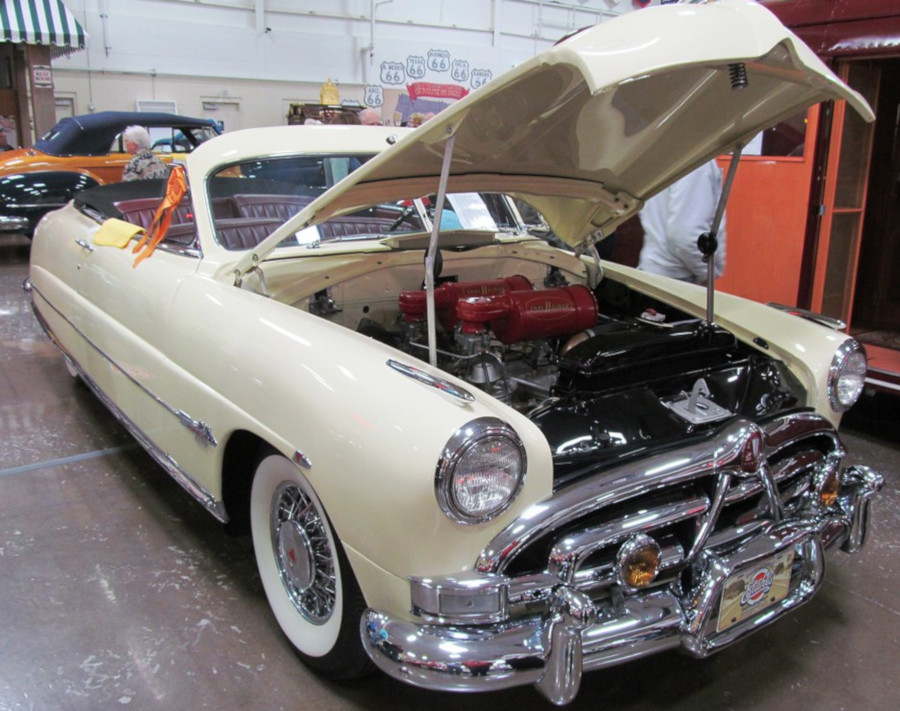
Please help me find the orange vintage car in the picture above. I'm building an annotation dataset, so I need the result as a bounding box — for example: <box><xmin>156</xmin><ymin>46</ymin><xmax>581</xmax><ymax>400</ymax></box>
<box><xmin>0</xmin><ymin>111</ymin><xmax>219</xmax><ymax>236</ymax></box>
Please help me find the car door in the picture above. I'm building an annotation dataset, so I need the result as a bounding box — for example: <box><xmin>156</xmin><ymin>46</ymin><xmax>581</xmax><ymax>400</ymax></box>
<box><xmin>76</xmin><ymin>236</ymin><xmax>200</xmax><ymax>451</ymax></box>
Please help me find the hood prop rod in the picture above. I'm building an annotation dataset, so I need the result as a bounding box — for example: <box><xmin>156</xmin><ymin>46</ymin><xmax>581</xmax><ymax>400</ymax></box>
<box><xmin>699</xmin><ymin>140</ymin><xmax>745</xmax><ymax>327</ymax></box>
<box><xmin>425</xmin><ymin>131</ymin><xmax>457</xmax><ymax>367</ymax></box>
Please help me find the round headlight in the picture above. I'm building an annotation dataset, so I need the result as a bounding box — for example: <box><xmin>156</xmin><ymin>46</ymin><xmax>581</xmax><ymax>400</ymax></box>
<box><xmin>828</xmin><ymin>340</ymin><xmax>867</xmax><ymax>412</ymax></box>
<box><xmin>436</xmin><ymin>418</ymin><xmax>526</xmax><ymax>524</ymax></box>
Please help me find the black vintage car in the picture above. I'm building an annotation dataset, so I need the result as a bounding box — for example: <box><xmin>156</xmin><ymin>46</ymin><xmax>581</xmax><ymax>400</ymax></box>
<box><xmin>0</xmin><ymin>111</ymin><xmax>219</xmax><ymax>236</ymax></box>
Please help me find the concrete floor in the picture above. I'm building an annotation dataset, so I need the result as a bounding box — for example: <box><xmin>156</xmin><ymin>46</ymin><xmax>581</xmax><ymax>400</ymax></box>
<box><xmin>1</xmin><ymin>233</ymin><xmax>897</xmax><ymax>711</ymax></box>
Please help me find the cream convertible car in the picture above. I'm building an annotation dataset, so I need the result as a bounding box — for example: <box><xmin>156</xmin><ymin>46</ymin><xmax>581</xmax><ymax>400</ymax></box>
<box><xmin>27</xmin><ymin>1</ymin><xmax>884</xmax><ymax>706</ymax></box>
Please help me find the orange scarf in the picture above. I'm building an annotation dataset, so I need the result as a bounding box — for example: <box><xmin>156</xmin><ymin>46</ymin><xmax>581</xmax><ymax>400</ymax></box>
<box><xmin>132</xmin><ymin>165</ymin><xmax>188</xmax><ymax>267</ymax></box>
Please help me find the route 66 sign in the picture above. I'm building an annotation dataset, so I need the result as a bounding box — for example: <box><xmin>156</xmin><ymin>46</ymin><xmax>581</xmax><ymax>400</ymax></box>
<box><xmin>364</xmin><ymin>85</ymin><xmax>384</xmax><ymax>107</ymax></box>
<box><xmin>451</xmin><ymin>59</ymin><xmax>469</xmax><ymax>83</ymax></box>
<box><xmin>427</xmin><ymin>49</ymin><xmax>451</xmax><ymax>72</ymax></box>
<box><xmin>380</xmin><ymin>62</ymin><xmax>406</xmax><ymax>85</ymax></box>
<box><xmin>470</xmin><ymin>68</ymin><xmax>492</xmax><ymax>89</ymax></box>
<box><xmin>407</xmin><ymin>56</ymin><xmax>426</xmax><ymax>80</ymax></box>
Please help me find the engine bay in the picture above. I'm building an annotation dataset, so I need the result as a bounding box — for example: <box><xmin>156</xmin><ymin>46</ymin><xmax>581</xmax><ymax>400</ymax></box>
<box><xmin>303</xmin><ymin>257</ymin><xmax>805</xmax><ymax>479</ymax></box>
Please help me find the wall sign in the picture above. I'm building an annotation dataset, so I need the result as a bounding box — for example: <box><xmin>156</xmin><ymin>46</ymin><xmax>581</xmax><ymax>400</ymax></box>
<box><xmin>32</xmin><ymin>65</ymin><xmax>53</xmax><ymax>88</ymax></box>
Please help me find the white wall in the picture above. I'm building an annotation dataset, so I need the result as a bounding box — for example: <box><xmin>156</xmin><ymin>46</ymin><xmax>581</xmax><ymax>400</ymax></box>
<box><xmin>50</xmin><ymin>0</ymin><xmax>657</xmax><ymax>129</ymax></box>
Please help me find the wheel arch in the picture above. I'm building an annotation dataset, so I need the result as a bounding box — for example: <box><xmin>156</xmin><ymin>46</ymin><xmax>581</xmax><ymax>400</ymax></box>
<box><xmin>220</xmin><ymin>428</ymin><xmax>274</xmax><ymax>535</ymax></box>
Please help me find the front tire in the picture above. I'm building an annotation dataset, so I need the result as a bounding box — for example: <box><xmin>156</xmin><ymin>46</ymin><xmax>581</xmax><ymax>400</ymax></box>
<box><xmin>249</xmin><ymin>453</ymin><xmax>371</xmax><ymax>679</ymax></box>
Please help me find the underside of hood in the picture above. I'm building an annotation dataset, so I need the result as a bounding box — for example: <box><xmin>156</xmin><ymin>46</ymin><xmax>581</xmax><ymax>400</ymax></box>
<box><xmin>236</xmin><ymin>0</ymin><xmax>873</xmax><ymax>274</ymax></box>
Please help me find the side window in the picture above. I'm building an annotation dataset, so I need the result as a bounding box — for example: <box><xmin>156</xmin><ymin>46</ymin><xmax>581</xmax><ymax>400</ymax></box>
<box><xmin>207</xmin><ymin>154</ymin><xmax>377</xmax><ymax>250</ymax></box>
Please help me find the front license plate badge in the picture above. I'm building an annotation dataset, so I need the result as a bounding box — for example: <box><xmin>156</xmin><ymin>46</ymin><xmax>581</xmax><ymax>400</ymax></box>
<box><xmin>717</xmin><ymin>549</ymin><xmax>795</xmax><ymax>633</ymax></box>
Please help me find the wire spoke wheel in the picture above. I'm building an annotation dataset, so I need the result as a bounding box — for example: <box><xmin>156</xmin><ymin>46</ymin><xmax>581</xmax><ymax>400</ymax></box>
<box><xmin>271</xmin><ymin>481</ymin><xmax>336</xmax><ymax>624</ymax></box>
<box><xmin>250</xmin><ymin>452</ymin><xmax>373</xmax><ymax>679</ymax></box>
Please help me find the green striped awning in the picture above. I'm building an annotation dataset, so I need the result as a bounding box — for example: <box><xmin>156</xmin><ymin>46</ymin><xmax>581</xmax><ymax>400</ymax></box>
<box><xmin>0</xmin><ymin>0</ymin><xmax>86</xmax><ymax>50</ymax></box>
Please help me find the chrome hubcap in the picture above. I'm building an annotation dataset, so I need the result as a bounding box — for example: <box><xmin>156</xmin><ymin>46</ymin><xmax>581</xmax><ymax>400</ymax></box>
<box><xmin>270</xmin><ymin>482</ymin><xmax>336</xmax><ymax>624</ymax></box>
<box><xmin>277</xmin><ymin>521</ymin><xmax>315</xmax><ymax>591</ymax></box>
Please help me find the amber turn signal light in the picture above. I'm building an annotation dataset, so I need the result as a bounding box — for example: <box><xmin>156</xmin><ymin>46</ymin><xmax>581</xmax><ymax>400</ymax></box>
<box><xmin>818</xmin><ymin>469</ymin><xmax>842</xmax><ymax>509</ymax></box>
<box><xmin>616</xmin><ymin>534</ymin><xmax>662</xmax><ymax>589</ymax></box>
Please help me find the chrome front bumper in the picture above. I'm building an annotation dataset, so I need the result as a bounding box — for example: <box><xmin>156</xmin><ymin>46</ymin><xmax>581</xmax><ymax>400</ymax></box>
<box><xmin>362</xmin><ymin>465</ymin><xmax>882</xmax><ymax>706</ymax></box>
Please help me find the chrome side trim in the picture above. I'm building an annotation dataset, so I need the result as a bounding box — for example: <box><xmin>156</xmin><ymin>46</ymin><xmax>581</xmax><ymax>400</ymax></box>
<box><xmin>766</xmin><ymin>302</ymin><xmax>847</xmax><ymax>331</ymax></box>
<box><xmin>30</xmin><ymin>283</ymin><xmax>218</xmax><ymax>448</ymax></box>
<box><xmin>29</xmin><ymin>287</ymin><xmax>228</xmax><ymax>522</ymax></box>
<box><xmin>387</xmin><ymin>358</ymin><xmax>476</xmax><ymax>403</ymax></box>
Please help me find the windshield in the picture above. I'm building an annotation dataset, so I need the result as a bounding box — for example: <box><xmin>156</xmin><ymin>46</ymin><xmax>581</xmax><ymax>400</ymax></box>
<box><xmin>150</xmin><ymin>126</ymin><xmax>219</xmax><ymax>153</ymax></box>
<box><xmin>207</xmin><ymin>154</ymin><xmax>526</xmax><ymax>251</ymax></box>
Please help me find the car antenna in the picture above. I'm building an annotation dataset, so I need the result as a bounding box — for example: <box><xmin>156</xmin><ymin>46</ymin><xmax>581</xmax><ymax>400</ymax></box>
<box><xmin>699</xmin><ymin>139</ymin><xmax>745</xmax><ymax>328</ymax></box>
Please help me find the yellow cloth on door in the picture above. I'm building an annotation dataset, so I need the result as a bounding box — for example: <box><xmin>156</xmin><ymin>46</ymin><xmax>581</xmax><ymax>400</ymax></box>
<box><xmin>93</xmin><ymin>218</ymin><xmax>144</xmax><ymax>248</ymax></box>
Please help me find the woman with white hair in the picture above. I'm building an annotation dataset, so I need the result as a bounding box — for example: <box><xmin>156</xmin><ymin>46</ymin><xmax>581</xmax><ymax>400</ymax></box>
<box><xmin>121</xmin><ymin>125</ymin><xmax>169</xmax><ymax>181</ymax></box>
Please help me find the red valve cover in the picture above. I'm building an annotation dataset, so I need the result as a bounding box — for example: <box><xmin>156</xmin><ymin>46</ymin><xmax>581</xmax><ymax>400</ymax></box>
<box><xmin>457</xmin><ymin>285</ymin><xmax>598</xmax><ymax>344</ymax></box>
<box><xmin>398</xmin><ymin>275</ymin><xmax>532</xmax><ymax>330</ymax></box>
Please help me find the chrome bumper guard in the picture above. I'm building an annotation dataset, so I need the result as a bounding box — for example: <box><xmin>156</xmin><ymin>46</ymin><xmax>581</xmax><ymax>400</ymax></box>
<box><xmin>362</xmin><ymin>465</ymin><xmax>883</xmax><ymax>706</ymax></box>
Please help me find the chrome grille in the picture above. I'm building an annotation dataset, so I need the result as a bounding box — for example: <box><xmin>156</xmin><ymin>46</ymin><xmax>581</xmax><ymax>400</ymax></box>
<box><xmin>478</xmin><ymin>413</ymin><xmax>842</xmax><ymax>606</ymax></box>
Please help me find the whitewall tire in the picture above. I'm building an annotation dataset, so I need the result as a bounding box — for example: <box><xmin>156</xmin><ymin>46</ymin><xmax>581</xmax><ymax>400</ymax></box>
<box><xmin>250</xmin><ymin>452</ymin><xmax>371</xmax><ymax>678</ymax></box>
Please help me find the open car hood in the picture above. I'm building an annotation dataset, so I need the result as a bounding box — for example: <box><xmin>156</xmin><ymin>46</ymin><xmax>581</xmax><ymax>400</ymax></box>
<box><xmin>234</xmin><ymin>0</ymin><xmax>872</xmax><ymax>275</ymax></box>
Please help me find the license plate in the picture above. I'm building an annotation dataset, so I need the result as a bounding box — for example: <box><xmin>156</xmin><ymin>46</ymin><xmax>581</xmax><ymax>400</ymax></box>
<box><xmin>717</xmin><ymin>549</ymin><xmax>795</xmax><ymax>633</ymax></box>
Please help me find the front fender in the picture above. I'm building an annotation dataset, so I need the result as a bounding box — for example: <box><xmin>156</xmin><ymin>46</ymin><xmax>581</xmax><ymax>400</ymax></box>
<box><xmin>164</xmin><ymin>276</ymin><xmax>555</xmax><ymax>586</ymax></box>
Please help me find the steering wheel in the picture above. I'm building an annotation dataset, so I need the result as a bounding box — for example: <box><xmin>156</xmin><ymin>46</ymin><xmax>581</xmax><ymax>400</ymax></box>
<box><xmin>388</xmin><ymin>204</ymin><xmax>417</xmax><ymax>232</ymax></box>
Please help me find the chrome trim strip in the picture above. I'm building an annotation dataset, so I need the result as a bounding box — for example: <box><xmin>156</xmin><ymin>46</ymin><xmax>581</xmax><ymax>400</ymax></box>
<box><xmin>387</xmin><ymin>358</ymin><xmax>476</xmax><ymax>403</ymax></box>
<box><xmin>29</xmin><ymin>287</ymin><xmax>228</xmax><ymax>522</ymax></box>
<box><xmin>762</xmin><ymin>411</ymin><xmax>840</xmax><ymax>451</ymax></box>
<box><xmin>766</xmin><ymin>302</ymin><xmax>847</xmax><ymax>331</ymax></box>
<box><xmin>30</xmin><ymin>283</ymin><xmax>218</xmax><ymax>448</ymax></box>
<box><xmin>3</xmin><ymin>201</ymin><xmax>66</xmax><ymax>210</ymax></box>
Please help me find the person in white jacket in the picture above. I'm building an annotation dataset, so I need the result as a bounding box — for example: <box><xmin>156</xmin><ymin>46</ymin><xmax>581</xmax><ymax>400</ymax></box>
<box><xmin>638</xmin><ymin>159</ymin><xmax>726</xmax><ymax>285</ymax></box>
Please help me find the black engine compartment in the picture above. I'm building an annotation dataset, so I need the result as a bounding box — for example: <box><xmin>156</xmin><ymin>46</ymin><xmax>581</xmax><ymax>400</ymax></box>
<box><xmin>367</xmin><ymin>271</ymin><xmax>805</xmax><ymax>483</ymax></box>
